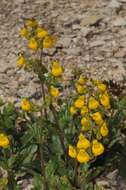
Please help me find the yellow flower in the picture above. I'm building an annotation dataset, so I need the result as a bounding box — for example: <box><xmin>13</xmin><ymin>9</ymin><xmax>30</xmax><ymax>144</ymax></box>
<box><xmin>92</xmin><ymin>140</ymin><xmax>104</xmax><ymax>156</ymax></box>
<box><xmin>68</xmin><ymin>145</ymin><xmax>77</xmax><ymax>158</ymax></box>
<box><xmin>17</xmin><ymin>55</ymin><xmax>26</xmax><ymax>67</ymax></box>
<box><xmin>77</xmin><ymin>133</ymin><xmax>90</xmax><ymax>149</ymax></box>
<box><xmin>21</xmin><ymin>98</ymin><xmax>31</xmax><ymax>112</ymax></box>
<box><xmin>91</xmin><ymin>112</ymin><xmax>103</xmax><ymax>125</ymax></box>
<box><xmin>70</xmin><ymin>106</ymin><xmax>77</xmax><ymax>115</ymax></box>
<box><xmin>81</xmin><ymin>106</ymin><xmax>88</xmax><ymax>115</ymax></box>
<box><xmin>100</xmin><ymin>92</ymin><xmax>110</xmax><ymax>109</ymax></box>
<box><xmin>28</xmin><ymin>38</ymin><xmax>38</xmax><ymax>50</ymax></box>
<box><xmin>20</xmin><ymin>27</ymin><xmax>29</xmax><ymax>38</ymax></box>
<box><xmin>77</xmin><ymin>75</ymin><xmax>87</xmax><ymax>85</ymax></box>
<box><xmin>81</xmin><ymin>117</ymin><xmax>90</xmax><ymax>127</ymax></box>
<box><xmin>36</xmin><ymin>27</ymin><xmax>48</xmax><ymax>39</ymax></box>
<box><xmin>0</xmin><ymin>134</ymin><xmax>9</xmax><ymax>148</ymax></box>
<box><xmin>77</xmin><ymin>149</ymin><xmax>90</xmax><ymax>163</ymax></box>
<box><xmin>74</xmin><ymin>96</ymin><xmax>85</xmax><ymax>109</ymax></box>
<box><xmin>97</xmin><ymin>83</ymin><xmax>107</xmax><ymax>92</ymax></box>
<box><xmin>76</xmin><ymin>84</ymin><xmax>86</xmax><ymax>94</ymax></box>
<box><xmin>100</xmin><ymin>122</ymin><xmax>109</xmax><ymax>137</ymax></box>
<box><xmin>88</xmin><ymin>97</ymin><xmax>99</xmax><ymax>110</ymax></box>
<box><xmin>51</xmin><ymin>61</ymin><xmax>63</xmax><ymax>77</ymax></box>
<box><xmin>43</xmin><ymin>35</ymin><xmax>56</xmax><ymax>48</ymax></box>
<box><xmin>25</xmin><ymin>18</ymin><xmax>38</xmax><ymax>27</ymax></box>
<box><xmin>50</xmin><ymin>86</ymin><xmax>60</xmax><ymax>97</ymax></box>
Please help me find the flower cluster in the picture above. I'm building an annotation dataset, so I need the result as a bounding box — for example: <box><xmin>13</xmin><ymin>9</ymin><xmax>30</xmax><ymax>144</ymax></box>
<box><xmin>18</xmin><ymin>19</ymin><xmax>64</xmax><ymax>104</ymax></box>
<box><xmin>68</xmin><ymin>77</ymin><xmax>111</xmax><ymax>163</ymax></box>
<box><xmin>17</xmin><ymin>18</ymin><xmax>56</xmax><ymax>67</ymax></box>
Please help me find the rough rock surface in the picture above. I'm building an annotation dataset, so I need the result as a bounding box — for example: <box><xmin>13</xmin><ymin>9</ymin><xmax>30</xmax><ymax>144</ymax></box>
<box><xmin>0</xmin><ymin>0</ymin><xmax>126</xmax><ymax>101</ymax></box>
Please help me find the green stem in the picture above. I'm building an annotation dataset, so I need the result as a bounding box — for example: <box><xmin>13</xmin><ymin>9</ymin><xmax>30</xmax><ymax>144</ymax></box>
<box><xmin>50</xmin><ymin>104</ymin><xmax>67</xmax><ymax>156</ymax></box>
<box><xmin>73</xmin><ymin>160</ymin><xmax>79</xmax><ymax>187</ymax></box>
<box><xmin>39</xmin><ymin>145</ymin><xmax>49</xmax><ymax>190</ymax></box>
<box><xmin>39</xmin><ymin>49</ymin><xmax>48</xmax><ymax>120</ymax></box>
<box><xmin>38</xmin><ymin>49</ymin><xmax>49</xmax><ymax>189</ymax></box>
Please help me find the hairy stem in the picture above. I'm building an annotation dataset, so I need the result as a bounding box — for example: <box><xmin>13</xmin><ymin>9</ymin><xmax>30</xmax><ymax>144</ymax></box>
<box><xmin>73</xmin><ymin>160</ymin><xmax>78</xmax><ymax>187</ymax></box>
<box><xmin>38</xmin><ymin>49</ymin><xmax>49</xmax><ymax>189</ymax></box>
<box><xmin>39</xmin><ymin>145</ymin><xmax>49</xmax><ymax>190</ymax></box>
<box><xmin>50</xmin><ymin>104</ymin><xmax>67</xmax><ymax>155</ymax></box>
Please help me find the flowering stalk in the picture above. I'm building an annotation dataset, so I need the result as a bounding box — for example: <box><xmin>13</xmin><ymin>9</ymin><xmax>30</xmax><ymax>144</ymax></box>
<box><xmin>50</xmin><ymin>104</ymin><xmax>67</xmax><ymax>156</ymax></box>
<box><xmin>38</xmin><ymin>49</ymin><xmax>49</xmax><ymax>189</ymax></box>
<box><xmin>39</xmin><ymin>49</ymin><xmax>48</xmax><ymax>119</ymax></box>
<box><xmin>39</xmin><ymin>144</ymin><xmax>49</xmax><ymax>190</ymax></box>
<box><xmin>73</xmin><ymin>160</ymin><xmax>79</xmax><ymax>187</ymax></box>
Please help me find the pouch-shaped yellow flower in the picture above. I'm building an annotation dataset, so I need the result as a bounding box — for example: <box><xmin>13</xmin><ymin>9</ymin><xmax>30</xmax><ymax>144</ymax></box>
<box><xmin>28</xmin><ymin>38</ymin><xmax>38</xmax><ymax>50</ymax></box>
<box><xmin>68</xmin><ymin>145</ymin><xmax>77</xmax><ymax>158</ymax></box>
<box><xmin>97</xmin><ymin>83</ymin><xmax>106</xmax><ymax>92</ymax></box>
<box><xmin>100</xmin><ymin>122</ymin><xmax>109</xmax><ymax>137</ymax></box>
<box><xmin>43</xmin><ymin>35</ymin><xmax>56</xmax><ymax>48</ymax></box>
<box><xmin>76</xmin><ymin>84</ymin><xmax>86</xmax><ymax>94</ymax></box>
<box><xmin>70</xmin><ymin>106</ymin><xmax>77</xmax><ymax>115</ymax></box>
<box><xmin>21</xmin><ymin>98</ymin><xmax>31</xmax><ymax>112</ymax></box>
<box><xmin>51</xmin><ymin>61</ymin><xmax>63</xmax><ymax>77</ymax></box>
<box><xmin>36</xmin><ymin>27</ymin><xmax>48</xmax><ymax>39</ymax></box>
<box><xmin>17</xmin><ymin>55</ymin><xmax>26</xmax><ymax>67</ymax></box>
<box><xmin>91</xmin><ymin>112</ymin><xmax>103</xmax><ymax>125</ymax></box>
<box><xmin>20</xmin><ymin>27</ymin><xmax>29</xmax><ymax>38</ymax></box>
<box><xmin>25</xmin><ymin>18</ymin><xmax>38</xmax><ymax>27</ymax></box>
<box><xmin>92</xmin><ymin>140</ymin><xmax>104</xmax><ymax>156</ymax></box>
<box><xmin>81</xmin><ymin>117</ymin><xmax>90</xmax><ymax>127</ymax></box>
<box><xmin>50</xmin><ymin>86</ymin><xmax>60</xmax><ymax>97</ymax></box>
<box><xmin>0</xmin><ymin>134</ymin><xmax>9</xmax><ymax>148</ymax></box>
<box><xmin>88</xmin><ymin>97</ymin><xmax>99</xmax><ymax>110</ymax></box>
<box><xmin>77</xmin><ymin>149</ymin><xmax>90</xmax><ymax>163</ymax></box>
<box><xmin>77</xmin><ymin>75</ymin><xmax>86</xmax><ymax>85</ymax></box>
<box><xmin>74</xmin><ymin>96</ymin><xmax>85</xmax><ymax>109</ymax></box>
<box><xmin>100</xmin><ymin>92</ymin><xmax>110</xmax><ymax>109</ymax></box>
<box><xmin>81</xmin><ymin>106</ymin><xmax>88</xmax><ymax>115</ymax></box>
<box><xmin>77</xmin><ymin>133</ymin><xmax>90</xmax><ymax>149</ymax></box>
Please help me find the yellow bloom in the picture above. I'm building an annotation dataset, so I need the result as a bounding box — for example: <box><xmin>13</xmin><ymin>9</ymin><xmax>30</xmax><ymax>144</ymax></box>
<box><xmin>74</xmin><ymin>96</ymin><xmax>85</xmax><ymax>109</ymax></box>
<box><xmin>50</xmin><ymin>86</ymin><xmax>60</xmax><ymax>97</ymax></box>
<box><xmin>0</xmin><ymin>134</ymin><xmax>9</xmax><ymax>148</ymax></box>
<box><xmin>88</xmin><ymin>97</ymin><xmax>99</xmax><ymax>110</ymax></box>
<box><xmin>28</xmin><ymin>38</ymin><xmax>38</xmax><ymax>50</ymax></box>
<box><xmin>81</xmin><ymin>106</ymin><xmax>88</xmax><ymax>115</ymax></box>
<box><xmin>76</xmin><ymin>84</ymin><xmax>86</xmax><ymax>94</ymax></box>
<box><xmin>70</xmin><ymin>106</ymin><xmax>77</xmax><ymax>115</ymax></box>
<box><xmin>21</xmin><ymin>98</ymin><xmax>31</xmax><ymax>112</ymax></box>
<box><xmin>25</xmin><ymin>18</ymin><xmax>38</xmax><ymax>27</ymax></box>
<box><xmin>91</xmin><ymin>112</ymin><xmax>103</xmax><ymax>125</ymax></box>
<box><xmin>81</xmin><ymin>117</ymin><xmax>90</xmax><ymax>127</ymax></box>
<box><xmin>77</xmin><ymin>149</ymin><xmax>90</xmax><ymax>163</ymax></box>
<box><xmin>97</xmin><ymin>83</ymin><xmax>107</xmax><ymax>92</ymax></box>
<box><xmin>51</xmin><ymin>61</ymin><xmax>63</xmax><ymax>77</ymax></box>
<box><xmin>43</xmin><ymin>35</ymin><xmax>56</xmax><ymax>48</ymax></box>
<box><xmin>77</xmin><ymin>133</ymin><xmax>90</xmax><ymax>149</ymax></box>
<box><xmin>100</xmin><ymin>122</ymin><xmax>109</xmax><ymax>137</ymax></box>
<box><xmin>20</xmin><ymin>27</ymin><xmax>29</xmax><ymax>38</ymax></box>
<box><xmin>92</xmin><ymin>140</ymin><xmax>104</xmax><ymax>156</ymax></box>
<box><xmin>77</xmin><ymin>75</ymin><xmax>86</xmax><ymax>85</ymax></box>
<box><xmin>68</xmin><ymin>145</ymin><xmax>77</xmax><ymax>158</ymax></box>
<box><xmin>36</xmin><ymin>27</ymin><xmax>48</xmax><ymax>39</ymax></box>
<box><xmin>100</xmin><ymin>92</ymin><xmax>110</xmax><ymax>109</ymax></box>
<box><xmin>17</xmin><ymin>55</ymin><xmax>26</xmax><ymax>67</ymax></box>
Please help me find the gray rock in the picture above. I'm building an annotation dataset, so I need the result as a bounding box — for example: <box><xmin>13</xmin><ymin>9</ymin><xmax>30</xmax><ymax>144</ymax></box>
<box><xmin>108</xmin><ymin>0</ymin><xmax>121</xmax><ymax>8</ymax></box>
<box><xmin>112</xmin><ymin>17</ymin><xmax>126</xmax><ymax>26</ymax></box>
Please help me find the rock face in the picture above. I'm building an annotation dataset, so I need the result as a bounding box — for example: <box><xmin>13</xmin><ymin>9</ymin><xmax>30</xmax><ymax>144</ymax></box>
<box><xmin>0</xmin><ymin>0</ymin><xmax>126</xmax><ymax>101</ymax></box>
